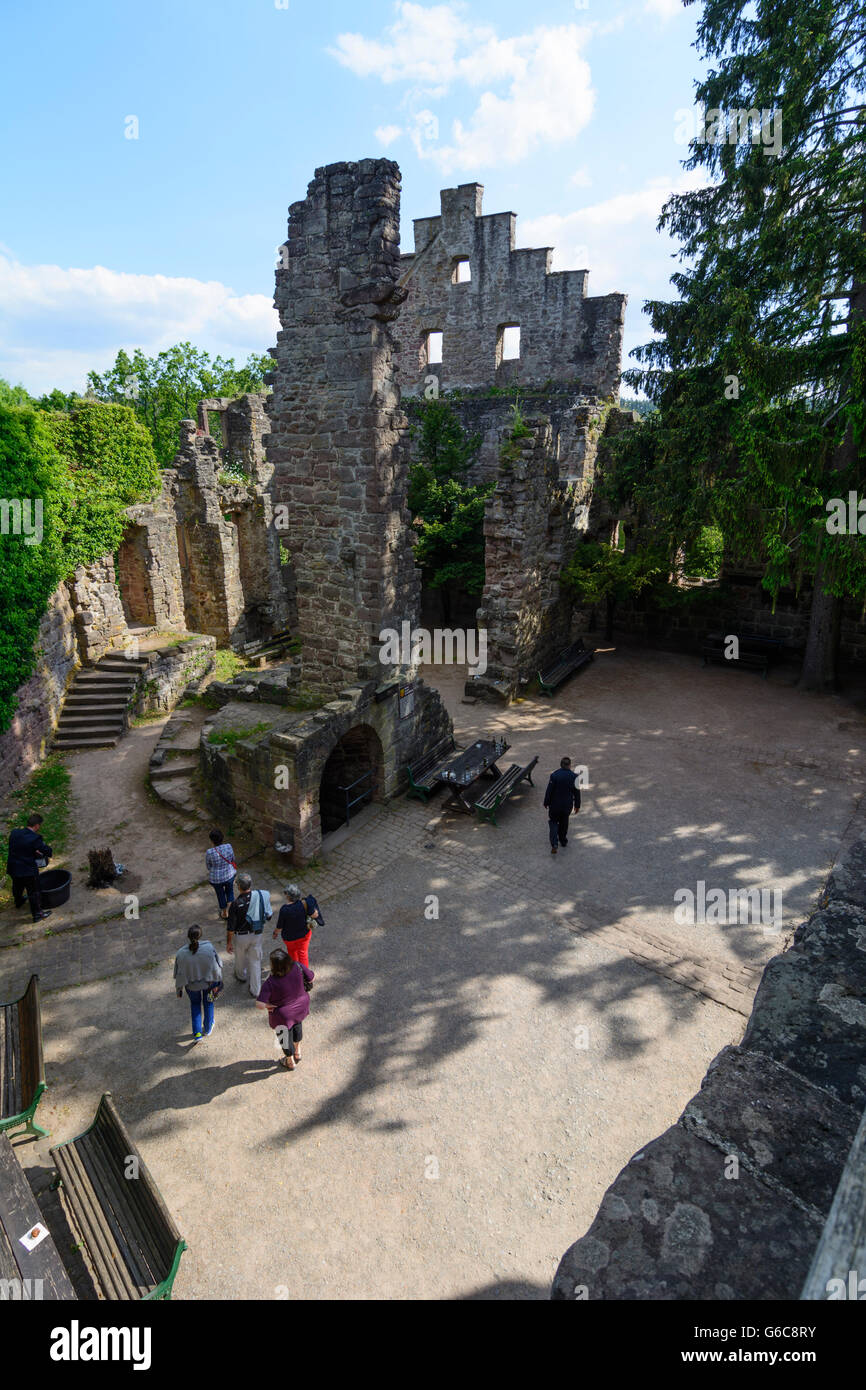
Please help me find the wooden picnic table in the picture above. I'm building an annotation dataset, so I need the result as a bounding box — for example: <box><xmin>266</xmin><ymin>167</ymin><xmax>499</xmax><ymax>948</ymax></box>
<box><xmin>0</xmin><ymin>1132</ymin><xmax>74</xmax><ymax>1299</ymax></box>
<box><xmin>439</xmin><ymin>736</ymin><xmax>511</xmax><ymax>813</ymax></box>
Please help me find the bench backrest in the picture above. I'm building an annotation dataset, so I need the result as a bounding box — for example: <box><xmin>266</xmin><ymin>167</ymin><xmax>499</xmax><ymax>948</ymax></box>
<box><xmin>410</xmin><ymin>734</ymin><xmax>454</xmax><ymax>774</ymax></box>
<box><xmin>0</xmin><ymin>975</ymin><xmax>44</xmax><ymax>1121</ymax></box>
<box><xmin>66</xmin><ymin>1093</ymin><xmax>184</xmax><ymax>1297</ymax></box>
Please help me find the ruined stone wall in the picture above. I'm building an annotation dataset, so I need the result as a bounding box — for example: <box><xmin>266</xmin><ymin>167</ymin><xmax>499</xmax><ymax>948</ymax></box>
<box><xmin>476</xmin><ymin>417</ymin><xmax>585</xmax><ymax>692</ymax></box>
<box><xmin>0</xmin><ymin>584</ymin><xmax>79</xmax><ymax>798</ymax></box>
<box><xmin>201</xmin><ymin>676</ymin><xmax>452</xmax><ymax>865</ymax></box>
<box><xmin>69</xmin><ymin>556</ymin><xmax>130</xmax><ymax>664</ymax></box>
<box><xmin>437</xmin><ymin>389</ymin><xmax>607</xmax><ymax>489</ymax></box>
<box><xmin>395</xmin><ymin>183</ymin><xmax>626</xmax><ymax>399</ymax></box>
<box><xmin>613</xmin><ymin>576</ymin><xmax>866</xmax><ymax>670</ymax></box>
<box><xmin>265</xmin><ymin>159</ymin><xmax>422</xmax><ymax>695</ymax></box>
<box><xmin>552</xmin><ymin>837</ymin><xmax>866</xmax><ymax>1300</ymax></box>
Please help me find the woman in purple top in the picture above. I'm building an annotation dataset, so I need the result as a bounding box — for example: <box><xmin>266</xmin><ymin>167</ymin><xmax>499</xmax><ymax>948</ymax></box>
<box><xmin>256</xmin><ymin>948</ymin><xmax>314</xmax><ymax>1071</ymax></box>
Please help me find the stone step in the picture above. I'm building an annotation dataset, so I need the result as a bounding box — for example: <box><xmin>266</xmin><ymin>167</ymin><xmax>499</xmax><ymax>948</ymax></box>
<box><xmin>53</xmin><ymin>734</ymin><xmax>121</xmax><ymax>749</ymax></box>
<box><xmin>56</xmin><ymin>713</ymin><xmax>126</xmax><ymax>728</ymax></box>
<box><xmin>149</xmin><ymin>761</ymin><xmax>199</xmax><ymax>782</ymax></box>
<box><xmin>56</xmin><ymin>722</ymin><xmax>126</xmax><ymax>738</ymax></box>
<box><xmin>63</xmin><ymin>697</ymin><xmax>129</xmax><ymax>710</ymax></box>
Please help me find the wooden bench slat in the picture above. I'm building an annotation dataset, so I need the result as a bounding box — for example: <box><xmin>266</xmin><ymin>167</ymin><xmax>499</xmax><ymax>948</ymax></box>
<box><xmin>475</xmin><ymin>756</ymin><xmax>538</xmax><ymax>825</ymax></box>
<box><xmin>50</xmin><ymin>1093</ymin><xmax>185</xmax><ymax>1300</ymax></box>
<box><xmin>54</xmin><ymin>1143</ymin><xmax>138</xmax><ymax>1300</ymax></box>
<box><xmin>538</xmin><ymin>641</ymin><xmax>593</xmax><ymax>694</ymax></box>
<box><xmin>91</xmin><ymin>1108</ymin><xmax>180</xmax><ymax>1270</ymax></box>
<box><xmin>78</xmin><ymin>1132</ymin><xmax>165</xmax><ymax>1290</ymax></box>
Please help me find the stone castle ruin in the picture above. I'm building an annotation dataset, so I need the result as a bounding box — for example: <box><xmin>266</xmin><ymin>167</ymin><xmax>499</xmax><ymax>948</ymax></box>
<box><xmin>0</xmin><ymin>159</ymin><xmax>634</xmax><ymax>861</ymax></box>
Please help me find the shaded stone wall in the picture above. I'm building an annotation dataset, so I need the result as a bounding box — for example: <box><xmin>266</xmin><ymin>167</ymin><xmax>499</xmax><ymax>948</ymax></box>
<box><xmin>476</xmin><ymin>417</ymin><xmax>585</xmax><ymax>692</ymax></box>
<box><xmin>265</xmin><ymin>159</ymin><xmax>422</xmax><ymax>695</ymax></box>
<box><xmin>551</xmin><ymin>837</ymin><xmax>866</xmax><ymax>1301</ymax></box>
<box><xmin>395</xmin><ymin>182</ymin><xmax>626</xmax><ymax>399</ymax></box>
<box><xmin>614</xmin><ymin>574</ymin><xmax>866</xmax><ymax>670</ymax></box>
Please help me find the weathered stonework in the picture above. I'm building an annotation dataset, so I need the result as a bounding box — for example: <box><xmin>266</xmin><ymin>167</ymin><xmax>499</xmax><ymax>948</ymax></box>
<box><xmin>134</xmin><ymin>637</ymin><xmax>217</xmax><ymax>717</ymax></box>
<box><xmin>551</xmin><ymin>837</ymin><xmax>866</xmax><ymax>1301</ymax></box>
<box><xmin>265</xmin><ymin>159</ymin><xmax>421</xmax><ymax>696</ymax></box>
<box><xmin>200</xmin><ymin>160</ymin><xmax>455</xmax><ymax>865</ymax></box>
<box><xmin>0</xmin><ymin>585</ymin><xmax>78</xmax><ymax>797</ymax></box>
<box><xmin>395</xmin><ymin>182</ymin><xmax>626</xmax><ymax>398</ymax></box>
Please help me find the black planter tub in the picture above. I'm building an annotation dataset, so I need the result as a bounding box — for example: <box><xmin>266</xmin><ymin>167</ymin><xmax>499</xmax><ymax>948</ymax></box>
<box><xmin>37</xmin><ymin>869</ymin><xmax>71</xmax><ymax>908</ymax></box>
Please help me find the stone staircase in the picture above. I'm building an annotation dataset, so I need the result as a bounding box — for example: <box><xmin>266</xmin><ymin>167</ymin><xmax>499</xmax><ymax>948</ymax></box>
<box><xmin>53</xmin><ymin>653</ymin><xmax>150</xmax><ymax>751</ymax></box>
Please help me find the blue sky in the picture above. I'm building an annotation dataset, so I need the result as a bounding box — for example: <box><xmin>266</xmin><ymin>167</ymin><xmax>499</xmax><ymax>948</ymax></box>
<box><xmin>0</xmin><ymin>0</ymin><xmax>706</xmax><ymax>394</ymax></box>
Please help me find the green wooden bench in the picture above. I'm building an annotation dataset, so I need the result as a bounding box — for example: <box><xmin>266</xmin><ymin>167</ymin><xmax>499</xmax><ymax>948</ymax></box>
<box><xmin>475</xmin><ymin>757</ymin><xmax>539</xmax><ymax>826</ymax></box>
<box><xmin>50</xmin><ymin>1093</ymin><xmax>187</xmax><ymax>1300</ymax></box>
<box><xmin>407</xmin><ymin>734</ymin><xmax>458</xmax><ymax>803</ymax></box>
<box><xmin>538</xmin><ymin>640</ymin><xmax>594</xmax><ymax>696</ymax></box>
<box><xmin>0</xmin><ymin>975</ymin><xmax>48</xmax><ymax>1140</ymax></box>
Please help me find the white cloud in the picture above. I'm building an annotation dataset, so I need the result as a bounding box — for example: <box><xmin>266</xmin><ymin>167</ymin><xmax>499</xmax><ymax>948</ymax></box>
<box><xmin>519</xmin><ymin>170</ymin><xmax>707</xmax><ymax>371</ymax></box>
<box><xmin>644</xmin><ymin>0</ymin><xmax>683</xmax><ymax>21</ymax></box>
<box><xmin>331</xmin><ymin>7</ymin><xmax>595</xmax><ymax>172</ymax></box>
<box><xmin>375</xmin><ymin>124</ymin><xmax>404</xmax><ymax>146</ymax></box>
<box><xmin>0</xmin><ymin>253</ymin><xmax>279</xmax><ymax>395</ymax></box>
<box><xmin>570</xmin><ymin>167</ymin><xmax>592</xmax><ymax>188</ymax></box>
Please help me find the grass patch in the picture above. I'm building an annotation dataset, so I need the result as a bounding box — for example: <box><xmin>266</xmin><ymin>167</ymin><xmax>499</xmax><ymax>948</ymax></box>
<box><xmin>208</xmin><ymin>723</ymin><xmax>271</xmax><ymax>750</ymax></box>
<box><xmin>130</xmin><ymin>712</ymin><xmax>166</xmax><ymax>727</ymax></box>
<box><xmin>212</xmin><ymin>648</ymin><xmax>249</xmax><ymax>683</ymax></box>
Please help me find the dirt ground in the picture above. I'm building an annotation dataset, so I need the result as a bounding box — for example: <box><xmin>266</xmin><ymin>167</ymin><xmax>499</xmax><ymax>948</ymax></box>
<box><xmin>3</xmin><ymin>644</ymin><xmax>864</xmax><ymax>1299</ymax></box>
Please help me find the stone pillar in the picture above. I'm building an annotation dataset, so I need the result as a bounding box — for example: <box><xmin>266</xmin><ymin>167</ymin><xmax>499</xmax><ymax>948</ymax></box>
<box><xmin>265</xmin><ymin>159</ymin><xmax>421</xmax><ymax>696</ymax></box>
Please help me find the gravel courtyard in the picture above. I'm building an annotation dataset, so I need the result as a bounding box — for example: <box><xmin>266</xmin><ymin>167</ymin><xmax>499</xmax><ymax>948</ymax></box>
<box><xmin>3</xmin><ymin>644</ymin><xmax>863</xmax><ymax>1299</ymax></box>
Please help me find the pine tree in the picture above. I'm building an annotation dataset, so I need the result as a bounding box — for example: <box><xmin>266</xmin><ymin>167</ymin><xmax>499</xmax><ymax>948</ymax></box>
<box><xmin>624</xmin><ymin>0</ymin><xmax>866</xmax><ymax>689</ymax></box>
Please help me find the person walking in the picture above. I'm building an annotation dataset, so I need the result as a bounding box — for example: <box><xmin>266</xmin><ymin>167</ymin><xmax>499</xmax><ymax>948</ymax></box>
<box><xmin>174</xmin><ymin>925</ymin><xmax>223</xmax><ymax>1040</ymax></box>
<box><xmin>544</xmin><ymin>757</ymin><xmax>581</xmax><ymax>856</ymax></box>
<box><xmin>205</xmin><ymin>829</ymin><xmax>237</xmax><ymax>919</ymax></box>
<box><xmin>227</xmin><ymin>873</ymin><xmax>272</xmax><ymax>997</ymax></box>
<box><xmin>6</xmin><ymin>814</ymin><xmax>53</xmax><ymax>922</ymax></box>
<box><xmin>256</xmin><ymin>948</ymin><xmax>314</xmax><ymax>1071</ymax></box>
<box><xmin>273</xmin><ymin>883</ymin><xmax>323</xmax><ymax>968</ymax></box>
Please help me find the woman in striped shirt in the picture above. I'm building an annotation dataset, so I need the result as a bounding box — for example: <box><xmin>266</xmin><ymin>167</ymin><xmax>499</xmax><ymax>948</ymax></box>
<box><xmin>205</xmin><ymin>829</ymin><xmax>237</xmax><ymax>919</ymax></box>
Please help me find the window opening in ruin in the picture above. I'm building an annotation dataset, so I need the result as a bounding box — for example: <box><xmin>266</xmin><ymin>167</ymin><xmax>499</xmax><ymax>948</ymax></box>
<box><xmin>499</xmin><ymin>324</ymin><xmax>521</xmax><ymax>362</ymax></box>
<box><xmin>426</xmin><ymin>331</ymin><xmax>443</xmax><ymax>366</ymax></box>
<box><xmin>452</xmin><ymin>258</ymin><xmax>471</xmax><ymax>284</ymax></box>
<box><xmin>206</xmin><ymin>410</ymin><xmax>227</xmax><ymax>451</ymax></box>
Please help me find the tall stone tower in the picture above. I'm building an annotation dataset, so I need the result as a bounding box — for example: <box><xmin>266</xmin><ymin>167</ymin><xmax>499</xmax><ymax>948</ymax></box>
<box><xmin>265</xmin><ymin>159</ymin><xmax>421</xmax><ymax>696</ymax></box>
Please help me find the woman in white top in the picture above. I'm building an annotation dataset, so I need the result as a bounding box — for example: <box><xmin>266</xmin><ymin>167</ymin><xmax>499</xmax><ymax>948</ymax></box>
<box><xmin>174</xmin><ymin>925</ymin><xmax>223</xmax><ymax>1040</ymax></box>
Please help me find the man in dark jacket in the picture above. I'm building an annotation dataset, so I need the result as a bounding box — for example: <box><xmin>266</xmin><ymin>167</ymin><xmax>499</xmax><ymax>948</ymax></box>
<box><xmin>544</xmin><ymin>758</ymin><xmax>581</xmax><ymax>855</ymax></box>
<box><xmin>6</xmin><ymin>814</ymin><xmax>53</xmax><ymax>921</ymax></box>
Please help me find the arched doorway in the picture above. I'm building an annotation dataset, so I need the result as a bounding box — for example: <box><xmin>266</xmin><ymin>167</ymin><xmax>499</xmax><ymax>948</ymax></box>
<box><xmin>116</xmin><ymin>525</ymin><xmax>156</xmax><ymax>627</ymax></box>
<box><xmin>319</xmin><ymin>725</ymin><xmax>384</xmax><ymax>836</ymax></box>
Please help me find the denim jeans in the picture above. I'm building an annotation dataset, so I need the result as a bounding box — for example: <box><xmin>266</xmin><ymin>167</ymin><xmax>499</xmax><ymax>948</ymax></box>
<box><xmin>213</xmin><ymin>876</ymin><xmax>236</xmax><ymax>911</ymax></box>
<box><xmin>187</xmin><ymin>987</ymin><xmax>215</xmax><ymax>1037</ymax></box>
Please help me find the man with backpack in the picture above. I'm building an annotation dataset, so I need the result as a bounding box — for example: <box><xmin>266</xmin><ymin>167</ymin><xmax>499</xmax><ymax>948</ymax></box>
<box><xmin>226</xmin><ymin>873</ymin><xmax>273</xmax><ymax>996</ymax></box>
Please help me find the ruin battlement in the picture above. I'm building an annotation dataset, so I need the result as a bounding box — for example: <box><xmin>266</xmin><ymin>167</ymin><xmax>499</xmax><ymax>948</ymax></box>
<box><xmin>395</xmin><ymin>182</ymin><xmax>625</xmax><ymax>398</ymax></box>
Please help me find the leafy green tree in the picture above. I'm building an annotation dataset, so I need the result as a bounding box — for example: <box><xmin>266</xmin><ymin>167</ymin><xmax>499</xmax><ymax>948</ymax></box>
<box><xmin>0</xmin><ymin>401</ymin><xmax>160</xmax><ymax>734</ymax></box>
<box><xmin>620</xmin><ymin>0</ymin><xmax>866</xmax><ymax>690</ymax></box>
<box><xmin>0</xmin><ymin>407</ymin><xmax>72</xmax><ymax>729</ymax></box>
<box><xmin>88</xmin><ymin>343</ymin><xmax>272</xmax><ymax>465</ymax></box>
<box><xmin>407</xmin><ymin>398</ymin><xmax>493</xmax><ymax>618</ymax></box>
<box><xmin>562</xmin><ymin>539</ymin><xmax>666</xmax><ymax>640</ymax></box>
<box><xmin>0</xmin><ymin>379</ymin><xmax>33</xmax><ymax>409</ymax></box>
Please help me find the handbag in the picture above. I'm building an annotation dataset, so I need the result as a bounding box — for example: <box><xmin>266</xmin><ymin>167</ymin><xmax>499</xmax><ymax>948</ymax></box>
<box><xmin>206</xmin><ymin>980</ymin><xmax>224</xmax><ymax>1003</ymax></box>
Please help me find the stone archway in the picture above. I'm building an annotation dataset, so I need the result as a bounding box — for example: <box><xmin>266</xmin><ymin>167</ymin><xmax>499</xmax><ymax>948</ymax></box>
<box><xmin>318</xmin><ymin>724</ymin><xmax>384</xmax><ymax>836</ymax></box>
